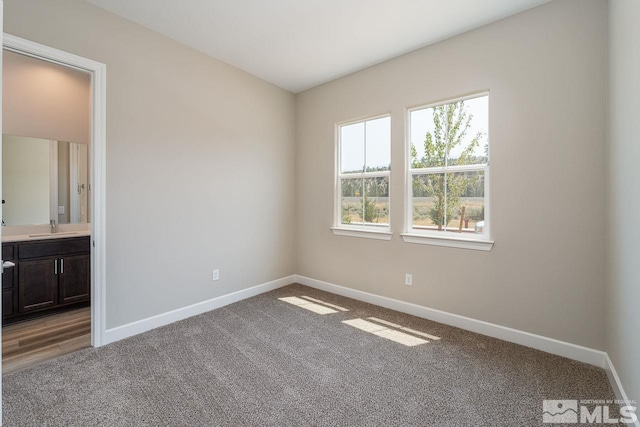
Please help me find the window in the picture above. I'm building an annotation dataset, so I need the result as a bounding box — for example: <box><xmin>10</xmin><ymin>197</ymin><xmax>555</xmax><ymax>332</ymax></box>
<box><xmin>333</xmin><ymin>115</ymin><xmax>391</xmax><ymax>240</ymax></box>
<box><xmin>404</xmin><ymin>94</ymin><xmax>493</xmax><ymax>250</ymax></box>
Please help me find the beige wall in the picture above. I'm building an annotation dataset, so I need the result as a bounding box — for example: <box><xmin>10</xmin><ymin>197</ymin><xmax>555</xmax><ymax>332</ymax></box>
<box><xmin>4</xmin><ymin>0</ymin><xmax>296</xmax><ymax>329</ymax></box>
<box><xmin>607</xmin><ymin>0</ymin><xmax>640</xmax><ymax>404</ymax></box>
<box><xmin>296</xmin><ymin>0</ymin><xmax>607</xmax><ymax>350</ymax></box>
<box><xmin>2</xmin><ymin>135</ymin><xmax>50</xmax><ymax>225</ymax></box>
<box><xmin>3</xmin><ymin>50</ymin><xmax>91</xmax><ymax>145</ymax></box>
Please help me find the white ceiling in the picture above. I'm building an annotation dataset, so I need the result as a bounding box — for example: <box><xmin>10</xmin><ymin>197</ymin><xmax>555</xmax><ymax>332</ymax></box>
<box><xmin>86</xmin><ymin>0</ymin><xmax>551</xmax><ymax>93</ymax></box>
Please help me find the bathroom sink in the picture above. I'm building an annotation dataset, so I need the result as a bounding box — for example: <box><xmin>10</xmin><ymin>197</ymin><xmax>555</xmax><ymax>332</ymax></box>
<box><xmin>28</xmin><ymin>231</ymin><xmax>79</xmax><ymax>238</ymax></box>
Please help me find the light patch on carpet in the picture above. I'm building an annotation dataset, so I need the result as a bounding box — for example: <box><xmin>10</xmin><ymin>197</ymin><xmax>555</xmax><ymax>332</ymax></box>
<box><xmin>373</xmin><ymin>329</ymin><xmax>428</xmax><ymax>346</ymax></box>
<box><xmin>400</xmin><ymin>327</ymin><xmax>440</xmax><ymax>341</ymax></box>
<box><xmin>342</xmin><ymin>318</ymin><xmax>387</xmax><ymax>333</ymax></box>
<box><xmin>343</xmin><ymin>318</ymin><xmax>432</xmax><ymax>347</ymax></box>
<box><xmin>366</xmin><ymin>317</ymin><xmax>402</xmax><ymax>328</ymax></box>
<box><xmin>278</xmin><ymin>297</ymin><xmax>309</xmax><ymax>306</ymax></box>
<box><xmin>367</xmin><ymin>317</ymin><xmax>441</xmax><ymax>341</ymax></box>
<box><xmin>278</xmin><ymin>297</ymin><xmax>339</xmax><ymax>315</ymax></box>
<box><xmin>300</xmin><ymin>296</ymin><xmax>349</xmax><ymax>312</ymax></box>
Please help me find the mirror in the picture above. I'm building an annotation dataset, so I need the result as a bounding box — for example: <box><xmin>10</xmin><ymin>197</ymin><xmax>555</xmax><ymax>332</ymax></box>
<box><xmin>2</xmin><ymin>134</ymin><xmax>90</xmax><ymax>226</ymax></box>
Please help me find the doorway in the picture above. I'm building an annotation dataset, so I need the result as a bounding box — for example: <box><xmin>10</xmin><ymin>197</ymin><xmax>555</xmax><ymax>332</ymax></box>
<box><xmin>0</xmin><ymin>34</ymin><xmax>106</xmax><ymax>376</ymax></box>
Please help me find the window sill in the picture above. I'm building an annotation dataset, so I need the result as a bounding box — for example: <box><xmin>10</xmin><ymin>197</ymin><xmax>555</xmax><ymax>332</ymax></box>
<box><xmin>331</xmin><ymin>227</ymin><xmax>393</xmax><ymax>241</ymax></box>
<box><xmin>401</xmin><ymin>233</ymin><xmax>494</xmax><ymax>251</ymax></box>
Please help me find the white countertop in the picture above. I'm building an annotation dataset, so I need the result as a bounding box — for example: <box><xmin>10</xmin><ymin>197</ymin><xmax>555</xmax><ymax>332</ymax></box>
<box><xmin>2</xmin><ymin>230</ymin><xmax>91</xmax><ymax>243</ymax></box>
<box><xmin>2</xmin><ymin>224</ymin><xmax>91</xmax><ymax>243</ymax></box>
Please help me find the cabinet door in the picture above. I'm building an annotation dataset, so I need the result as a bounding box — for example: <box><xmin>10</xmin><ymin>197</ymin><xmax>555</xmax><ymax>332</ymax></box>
<box><xmin>2</xmin><ymin>245</ymin><xmax>17</xmax><ymax>319</ymax></box>
<box><xmin>59</xmin><ymin>254</ymin><xmax>90</xmax><ymax>304</ymax></box>
<box><xmin>2</xmin><ymin>243</ymin><xmax>15</xmax><ymax>290</ymax></box>
<box><xmin>3</xmin><ymin>290</ymin><xmax>15</xmax><ymax>317</ymax></box>
<box><xmin>2</xmin><ymin>259</ymin><xmax>16</xmax><ymax>290</ymax></box>
<box><xmin>2</xmin><ymin>260</ymin><xmax>15</xmax><ymax>290</ymax></box>
<box><xmin>18</xmin><ymin>258</ymin><xmax>58</xmax><ymax>313</ymax></box>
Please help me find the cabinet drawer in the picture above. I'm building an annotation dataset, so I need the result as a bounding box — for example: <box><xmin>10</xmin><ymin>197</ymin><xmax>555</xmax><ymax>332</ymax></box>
<box><xmin>2</xmin><ymin>244</ymin><xmax>15</xmax><ymax>261</ymax></box>
<box><xmin>18</xmin><ymin>237</ymin><xmax>90</xmax><ymax>260</ymax></box>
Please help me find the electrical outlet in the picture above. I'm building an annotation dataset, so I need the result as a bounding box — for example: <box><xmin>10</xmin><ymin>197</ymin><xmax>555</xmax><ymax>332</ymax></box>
<box><xmin>405</xmin><ymin>273</ymin><xmax>412</xmax><ymax>286</ymax></box>
<box><xmin>58</xmin><ymin>206</ymin><xmax>65</xmax><ymax>214</ymax></box>
<box><xmin>212</xmin><ymin>269</ymin><xmax>219</xmax><ymax>281</ymax></box>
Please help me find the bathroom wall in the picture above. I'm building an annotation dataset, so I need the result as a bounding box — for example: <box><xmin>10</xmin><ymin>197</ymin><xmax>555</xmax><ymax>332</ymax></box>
<box><xmin>3</xmin><ymin>50</ymin><xmax>91</xmax><ymax>145</ymax></box>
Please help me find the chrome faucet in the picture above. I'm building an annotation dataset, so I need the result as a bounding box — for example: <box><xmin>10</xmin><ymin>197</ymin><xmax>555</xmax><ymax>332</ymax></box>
<box><xmin>50</xmin><ymin>219</ymin><xmax>57</xmax><ymax>233</ymax></box>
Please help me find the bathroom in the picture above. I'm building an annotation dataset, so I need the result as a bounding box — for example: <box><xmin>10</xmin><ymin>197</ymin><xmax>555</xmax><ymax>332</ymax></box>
<box><xmin>1</xmin><ymin>48</ymin><xmax>92</xmax><ymax>373</ymax></box>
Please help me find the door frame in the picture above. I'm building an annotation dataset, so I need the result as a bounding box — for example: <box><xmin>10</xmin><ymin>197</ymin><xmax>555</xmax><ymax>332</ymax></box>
<box><xmin>0</xmin><ymin>6</ymin><xmax>4</xmax><ymax>425</ymax></box>
<box><xmin>2</xmin><ymin>34</ymin><xmax>107</xmax><ymax>347</ymax></box>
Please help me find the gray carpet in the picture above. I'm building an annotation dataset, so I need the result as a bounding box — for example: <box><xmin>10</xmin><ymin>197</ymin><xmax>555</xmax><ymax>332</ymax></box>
<box><xmin>3</xmin><ymin>284</ymin><xmax>615</xmax><ymax>426</ymax></box>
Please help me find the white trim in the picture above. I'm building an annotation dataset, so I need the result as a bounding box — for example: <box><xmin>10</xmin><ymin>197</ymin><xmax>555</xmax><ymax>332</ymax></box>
<box><xmin>338</xmin><ymin>170</ymin><xmax>389</xmax><ymax>179</ymax></box>
<box><xmin>604</xmin><ymin>354</ymin><xmax>640</xmax><ymax>427</ymax></box>
<box><xmin>3</xmin><ymin>34</ymin><xmax>108</xmax><ymax>348</ymax></box>
<box><xmin>3</xmin><ymin>35</ymin><xmax>96</xmax><ymax>74</ymax></box>
<box><xmin>331</xmin><ymin>227</ymin><xmax>392</xmax><ymax>240</ymax></box>
<box><xmin>336</xmin><ymin>112</ymin><xmax>392</xmax><ymax>128</ymax></box>
<box><xmin>90</xmin><ymin>51</ymin><xmax>107</xmax><ymax>348</ymax></box>
<box><xmin>0</xmin><ymin>5</ymin><xmax>5</xmax><ymax>425</ymax></box>
<box><xmin>104</xmin><ymin>275</ymin><xmax>295</xmax><ymax>345</ymax></box>
<box><xmin>401</xmin><ymin>232</ymin><xmax>494</xmax><ymax>251</ymax></box>
<box><xmin>410</xmin><ymin>163</ymin><xmax>487</xmax><ymax>174</ymax></box>
<box><xmin>295</xmin><ymin>275</ymin><xmax>606</xmax><ymax>367</ymax></box>
<box><xmin>406</xmin><ymin>90</ymin><xmax>490</xmax><ymax>114</ymax></box>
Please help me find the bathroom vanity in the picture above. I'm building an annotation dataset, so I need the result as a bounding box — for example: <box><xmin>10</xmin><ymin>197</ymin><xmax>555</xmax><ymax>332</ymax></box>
<box><xmin>2</xmin><ymin>234</ymin><xmax>90</xmax><ymax>323</ymax></box>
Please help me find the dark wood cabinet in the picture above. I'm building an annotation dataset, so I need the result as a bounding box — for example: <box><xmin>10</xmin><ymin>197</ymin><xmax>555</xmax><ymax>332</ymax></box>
<box><xmin>2</xmin><ymin>236</ymin><xmax>90</xmax><ymax>323</ymax></box>
<box><xmin>58</xmin><ymin>254</ymin><xmax>90</xmax><ymax>304</ymax></box>
<box><xmin>2</xmin><ymin>264</ymin><xmax>15</xmax><ymax>290</ymax></box>
<box><xmin>18</xmin><ymin>258</ymin><xmax>59</xmax><ymax>313</ymax></box>
<box><xmin>2</xmin><ymin>244</ymin><xmax>17</xmax><ymax>318</ymax></box>
<box><xmin>2</xmin><ymin>244</ymin><xmax>15</xmax><ymax>290</ymax></box>
<box><xmin>2</xmin><ymin>290</ymin><xmax>14</xmax><ymax>317</ymax></box>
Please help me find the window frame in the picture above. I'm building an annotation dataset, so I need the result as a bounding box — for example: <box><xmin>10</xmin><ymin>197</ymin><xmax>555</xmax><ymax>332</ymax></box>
<box><xmin>402</xmin><ymin>92</ymin><xmax>494</xmax><ymax>251</ymax></box>
<box><xmin>332</xmin><ymin>113</ymin><xmax>392</xmax><ymax>240</ymax></box>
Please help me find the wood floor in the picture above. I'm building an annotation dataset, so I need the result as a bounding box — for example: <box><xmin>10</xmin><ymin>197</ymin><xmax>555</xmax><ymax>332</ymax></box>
<box><xmin>2</xmin><ymin>308</ymin><xmax>91</xmax><ymax>375</ymax></box>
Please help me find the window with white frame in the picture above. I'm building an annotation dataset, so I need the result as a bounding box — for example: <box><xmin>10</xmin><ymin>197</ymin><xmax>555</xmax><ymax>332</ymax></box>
<box><xmin>335</xmin><ymin>115</ymin><xmax>391</xmax><ymax>233</ymax></box>
<box><xmin>406</xmin><ymin>94</ymin><xmax>490</xmax><ymax>245</ymax></box>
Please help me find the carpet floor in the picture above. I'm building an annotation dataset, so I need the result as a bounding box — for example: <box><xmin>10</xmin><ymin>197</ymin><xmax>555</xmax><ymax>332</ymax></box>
<box><xmin>3</xmin><ymin>283</ymin><xmax>615</xmax><ymax>426</ymax></box>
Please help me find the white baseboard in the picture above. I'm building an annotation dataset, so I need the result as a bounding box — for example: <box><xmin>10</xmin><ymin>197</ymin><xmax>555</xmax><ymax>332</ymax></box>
<box><xmin>103</xmin><ymin>275</ymin><xmax>295</xmax><ymax>345</ymax></box>
<box><xmin>604</xmin><ymin>354</ymin><xmax>640</xmax><ymax>427</ymax></box>
<box><xmin>295</xmin><ymin>275</ymin><xmax>607</xmax><ymax>368</ymax></box>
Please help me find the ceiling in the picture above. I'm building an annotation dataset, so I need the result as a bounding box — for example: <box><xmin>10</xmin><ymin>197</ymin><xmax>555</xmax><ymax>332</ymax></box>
<box><xmin>86</xmin><ymin>0</ymin><xmax>551</xmax><ymax>93</ymax></box>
